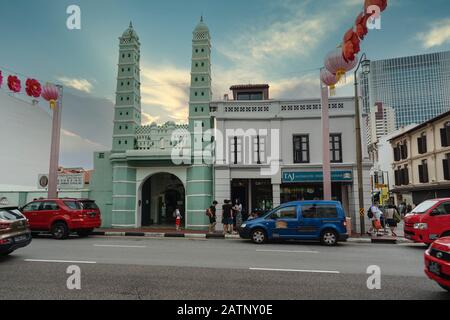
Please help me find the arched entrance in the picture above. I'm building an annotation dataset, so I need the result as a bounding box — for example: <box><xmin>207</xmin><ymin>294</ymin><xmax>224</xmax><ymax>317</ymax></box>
<box><xmin>141</xmin><ymin>173</ymin><xmax>185</xmax><ymax>227</ymax></box>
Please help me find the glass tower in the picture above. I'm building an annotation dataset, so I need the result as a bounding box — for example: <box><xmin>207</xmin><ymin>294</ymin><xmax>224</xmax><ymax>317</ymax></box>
<box><xmin>360</xmin><ymin>51</ymin><xmax>450</xmax><ymax>129</ymax></box>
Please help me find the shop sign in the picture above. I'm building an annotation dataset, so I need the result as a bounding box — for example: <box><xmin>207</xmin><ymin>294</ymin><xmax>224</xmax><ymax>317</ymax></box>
<box><xmin>282</xmin><ymin>171</ymin><xmax>353</xmax><ymax>183</ymax></box>
<box><xmin>38</xmin><ymin>173</ymin><xmax>85</xmax><ymax>190</ymax></box>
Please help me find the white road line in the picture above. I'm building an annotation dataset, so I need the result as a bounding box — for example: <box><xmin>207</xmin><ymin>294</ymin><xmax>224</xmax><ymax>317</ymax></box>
<box><xmin>25</xmin><ymin>259</ymin><xmax>97</xmax><ymax>264</ymax></box>
<box><xmin>256</xmin><ymin>249</ymin><xmax>319</xmax><ymax>254</ymax></box>
<box><xmin>249</xmin><ymin>267</ymin><xmax>340</xmax><ymax>274</ymax></box>
<box><xmin>93</xmin><ymin>244</ymin><xmax>147</xmax><ymax>248</ymax></box>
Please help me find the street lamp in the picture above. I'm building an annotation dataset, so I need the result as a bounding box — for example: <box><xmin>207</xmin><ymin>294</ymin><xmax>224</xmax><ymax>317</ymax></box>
<box><xmin>354</xmin><ymin>53</ymin><xmax>370</xmax><ymax>235</ymax></box>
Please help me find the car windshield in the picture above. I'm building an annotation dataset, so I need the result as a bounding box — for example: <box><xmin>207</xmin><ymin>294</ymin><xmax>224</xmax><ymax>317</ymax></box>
<box><xmin>80</xmin><ymin>201</ymin><xmax>98</xmax><ymax>210</ymax></box>
<box><xmin>0</xmin><ymin>209</ymin><xmax>25</xmax><ymax>221</ymax></box>
<box><xmin>411</xmin><ymin>200</ymin><xmax>439</xmax><ymax>214</ymax></box>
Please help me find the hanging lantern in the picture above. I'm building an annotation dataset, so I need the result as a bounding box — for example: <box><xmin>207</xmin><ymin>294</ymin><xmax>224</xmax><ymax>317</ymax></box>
<box><xmin>25</xmin><ymin>79</ymin><xmax>42</xmax><ymax>98</ymax></box>
<box><xmin>325</xmin><ymin>49</ymin><xmax>357</xmax><ymax>84</ymax></box>
<box><xmin>355</xmin><ymin>12</ymin><xmax>369</xmax><ymax>40</ymax></box>
<box><xmin>342</xmin><ymin>28</ymin><xmax>360</xmax><ymax>62</ymax></box>
<box><xmin>320</xmin><ymin>68</ymin><xmax>338</xmax><ymax>96</ymax></box>
<box><xmin>365</xmin><ymin>0</ymin><xmax>387</xmax><ymax>12</ymax></box>
<box><xmin>7</xmin><ymin>75</ymin><xmax>21</xmax><ymax>93</ymax></box>
<box><xmin>41</xmin><ymin>84</ymin><xmax>59</xmax><ymax>109</ymax></box>
<box><xmin>0</xmin><ymin>70</ymin><xmax>3</xmax><ymax>88</ymax></box>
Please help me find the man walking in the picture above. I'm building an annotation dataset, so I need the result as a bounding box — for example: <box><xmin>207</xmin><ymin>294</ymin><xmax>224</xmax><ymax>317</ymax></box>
<box><xmin>207</xmin><ymin>201</ymin><xmax>218</xmax><ymax>233</ymax></box>
<box><xmin>222</xmin><ymin>200</ymin><xmax>233</xmax><ymax>235</ymax></box>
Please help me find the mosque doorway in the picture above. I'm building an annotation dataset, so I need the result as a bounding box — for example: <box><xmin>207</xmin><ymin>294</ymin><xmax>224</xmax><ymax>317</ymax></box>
<box><xmin>141</xmin><ymin>173</ymin><xmax>185</xmax><ymax>227</ymax></box>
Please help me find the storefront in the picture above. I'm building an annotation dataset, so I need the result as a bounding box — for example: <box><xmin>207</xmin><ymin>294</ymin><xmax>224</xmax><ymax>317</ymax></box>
<box><xmin>281</xmin><ymin>170</ymin><xmax>353</xmax><ymax>205</ymax></box>
<box><xmin>231</xmin><ymin>179</ymin><xmax>273</xmax><ymax>218</ymax></box>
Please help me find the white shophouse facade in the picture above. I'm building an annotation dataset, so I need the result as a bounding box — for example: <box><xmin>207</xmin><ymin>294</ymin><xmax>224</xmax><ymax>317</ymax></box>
<box><xmin>211</xmin><ymin>89</ymin><xmax>372</xmax><ymax>233</ymax></box>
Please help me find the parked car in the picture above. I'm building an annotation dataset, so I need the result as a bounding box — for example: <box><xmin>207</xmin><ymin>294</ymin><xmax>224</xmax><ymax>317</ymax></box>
<box><xmin>424</xmin><ymin>236</ymin><xmax>450</xmax><ymax>292</ymax></box>
<box><xmin>238</xmin><ymin>201</ymin><xmax>349</xmax><ymax>246</ymax></box>
<box><xmin>21</xmin><ymin>198</ymin><xmax>101</xmax><ymax>239</ymax></box>
<box><xmin>0</xmin><ymin>207</ymin><xmax>32</xmax><ymax>256</ymax></box>
<box><xmin>404</xmin><ymin>199</ymin><xmax>450</xmax><ymax>245</ymax></box>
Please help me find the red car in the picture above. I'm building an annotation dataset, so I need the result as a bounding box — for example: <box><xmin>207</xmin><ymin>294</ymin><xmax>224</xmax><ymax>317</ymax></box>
<box><xmin>21</xmin><ymin>198</ymin><xmax>101</xmax><ymax>239</ymax></box>
<box><xmin>404</xmin><ymin>199</ymin><xmax>450</xmax><ymax>245</ymax></box>
<box><xmin>424</xmin><ymin>236</ymin><xmax>450</xmax><ymax>292</ymax></box>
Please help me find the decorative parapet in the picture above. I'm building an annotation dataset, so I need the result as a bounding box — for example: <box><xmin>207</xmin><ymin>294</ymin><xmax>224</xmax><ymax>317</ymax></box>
<box><xmin>135</xmin><ymin>121</ymin><xmax>189</xmax><ymax>151</ymax></box>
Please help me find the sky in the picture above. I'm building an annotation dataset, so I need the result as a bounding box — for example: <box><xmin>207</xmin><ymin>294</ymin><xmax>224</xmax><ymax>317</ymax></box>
<box><xmin>1</xmin><ymin>0</ymin><xmax>450</xmax><ymax>168</ymax></box>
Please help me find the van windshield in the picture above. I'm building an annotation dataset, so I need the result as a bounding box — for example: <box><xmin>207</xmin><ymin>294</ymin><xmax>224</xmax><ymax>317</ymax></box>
<box><xmin>411</xmin><ymin>200</ymin><xmax>439</xmax><ymax>214</ymax></box>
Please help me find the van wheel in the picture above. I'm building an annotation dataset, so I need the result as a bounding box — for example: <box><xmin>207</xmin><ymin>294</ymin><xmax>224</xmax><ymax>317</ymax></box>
<box><xmin>77</xmin><ymin>229</ymin><xmax>92</xmax><ymax>238</ymax></box>
<box><xmin>52</xmin><ymin>222</ymin><xmax>69</xmax><ymax>240</ymax></box>
<box><xmin>439</xmin><ymin>284</ymin><xmax>450</xmax><ymax>292</ymax></box>
<box><xmin>251</xmin><ymin>229</ymin><xmax>267</xmax><ymax>244</ymax></box>
<box><xmin>321</xmin><ymin>230</ymin><xmax>338</xmax><ymax>246</ymax></box>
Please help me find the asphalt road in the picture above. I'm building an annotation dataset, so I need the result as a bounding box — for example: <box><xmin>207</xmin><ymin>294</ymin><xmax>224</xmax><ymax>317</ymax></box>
<box><xmin>0</xmin><ymin>236</ymin><xmax>449</xmax><ymax>300</ymax></box>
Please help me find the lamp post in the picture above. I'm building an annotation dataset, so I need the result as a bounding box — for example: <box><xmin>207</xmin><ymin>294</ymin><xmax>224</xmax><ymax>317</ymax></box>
<box><xmin>354</xmin><ymin>54</ymin><xmax>370</xmax><ymax>235</ymax></box>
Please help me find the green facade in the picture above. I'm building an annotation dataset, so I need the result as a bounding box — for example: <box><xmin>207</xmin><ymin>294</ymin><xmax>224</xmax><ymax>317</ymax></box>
<box><xmin>89</xmin><ymin>19</ymin><xmax>214</xmax><ymax>230</ymax></box>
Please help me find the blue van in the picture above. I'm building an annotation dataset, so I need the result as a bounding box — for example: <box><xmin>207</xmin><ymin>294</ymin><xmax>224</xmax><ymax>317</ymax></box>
<box><xmin>238</xmin><ymin>201</ymin><xmax>349</xmax><ymax>246</ymax></box>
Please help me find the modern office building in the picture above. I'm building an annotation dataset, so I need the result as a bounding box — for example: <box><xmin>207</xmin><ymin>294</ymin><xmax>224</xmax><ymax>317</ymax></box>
<box><xmin>360</xmin><ymin>51</ymin><xmax>450</xmax><ymax>128</ymax></box>
<box><xmin>366</xmin><ymin>102</ymin><xmax>396</xmax><ymax>146</ymax></box>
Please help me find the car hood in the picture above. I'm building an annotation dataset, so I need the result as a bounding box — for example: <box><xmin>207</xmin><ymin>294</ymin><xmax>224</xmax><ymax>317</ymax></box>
<box><xmin>432</xmin><ymin>237</ymin><xmax>450</xmax><ymax>252</ymax></box>
<box><xmin>404</xmin><ymin>213</ymin><xmax>424</xmax><ymax>224</ymax></box>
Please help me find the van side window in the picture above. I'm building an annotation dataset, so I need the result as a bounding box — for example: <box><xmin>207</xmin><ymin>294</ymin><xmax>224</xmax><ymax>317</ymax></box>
<box><xmin>435</xmin><ymin>202</ymin><xmax>450</xmax><ymax>216</ymax></box>
<box><xmin>301</xmin><ymin>204</ymin><xmax>338</xmax><ymax>218</ymax></box>
<box><xmin>41</xmin><ymin>201</ymin><xmax>59</xmax><ymax>211</ymax></box>
<box><xmin>270</xmin><ymin>206</ymin><xmax>297</xmax><ymax>219</ymax></box>
<box><xmin>22</xmin><ymin>202</ymin><xmax>41</xmax><ymax>212</ymax></box>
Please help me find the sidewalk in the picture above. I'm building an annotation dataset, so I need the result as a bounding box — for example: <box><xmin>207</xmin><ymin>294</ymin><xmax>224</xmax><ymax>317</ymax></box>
<box><xmin>92</xmin><ymin>227</ymin><xmax>412</xmax><ymax>243</ymax></box>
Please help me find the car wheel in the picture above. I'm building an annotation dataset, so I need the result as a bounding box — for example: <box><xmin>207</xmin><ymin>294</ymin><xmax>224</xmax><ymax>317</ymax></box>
<box><xmin>77</xmin><ymin>229</ymin><xmax>92</xmax><ymax>238</ymax></box>
<box><xmin>52</xmin><ymin>222</ymin><xmax>69</xmax><ymax>240</ymax></box>
<box><xmin>251</xmin><ymin>229</ymin><xmax>267</xmax><ymax>244</ymax></box>
<box><xmin>321</xmin><ymin>230</ymin><xmax>338</xmax><ymax>246</ymax></box>
<box><xmin>439</xmin><ymin>284</ymin><xmax>450</xmax><ymax>292</ymax></box>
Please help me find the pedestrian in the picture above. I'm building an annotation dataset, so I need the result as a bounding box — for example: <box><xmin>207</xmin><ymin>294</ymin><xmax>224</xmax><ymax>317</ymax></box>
<box><xmin>233</xmin><ymin>199</ymin><xmax>243</xmax><ymax>233</ymax></box>
<box><xmin>398</xmin><ymin>201</ymin><xmax>406</xmax><ymax>217</ymax></box>
<box><xmin>174</xmin><ymin>207</ymin><xmax>182</xmax><ymax>231</ymax></box>
<box><xmin>385</xmin><ymin>204</ymin><xmax>401</xmax><ymax>237</ymax></box>
<box><xmin>406</xmin><ymin>204</ymin><xmax>413</xmax><ymax>214</ymax></box>
<box><xmin>222</xmin><ymin>200</ymin><xmax>233</xmax><ymax>234</ymax></box>
<box><xmin>206</xmin><ymin>201</ymin><xmax>218</xmax><ymax>233</ymax></box>
<box><xmin>368</xmin><ymin>201</ymin><xmax>383</xmax><ymax>236</ymax></box>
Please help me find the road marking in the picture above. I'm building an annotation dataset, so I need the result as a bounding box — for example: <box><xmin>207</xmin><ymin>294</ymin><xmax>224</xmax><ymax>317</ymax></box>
<box><xmin>249</xmin><ymin>267</ymin><xmax>340</xmax><ymax>274</ymax></box>
<box><xmin>93</xmin><ymin>244</ymin><xmax>147</xmax><ymax>248</ymax></box>
<box><xmin>256</xmin><ymin>249</ymin><xmax>319</xmax><ymax>254</ymax></box>
<box><xmin>25</xmin><ymin>259</ymin><xmax>97</xmax><ymax>264</ymax></box>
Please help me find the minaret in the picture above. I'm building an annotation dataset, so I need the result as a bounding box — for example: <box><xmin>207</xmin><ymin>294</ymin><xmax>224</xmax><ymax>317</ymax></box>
<box><xmin>112</xmin><ymin>22</ymin><xmax>141</xmax><ymax>152</ymax></box>
<box><xmin>186</xmin><ymin>17</ymin><xmax>214</xmax><ymax>230</ymax></box>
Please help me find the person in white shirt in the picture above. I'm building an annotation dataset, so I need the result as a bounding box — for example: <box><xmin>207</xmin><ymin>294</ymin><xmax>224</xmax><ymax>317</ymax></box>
<box><xmin>368</xmin><ymin>202</ymin><xmax>382</xmax><ymax>236</ymax></box>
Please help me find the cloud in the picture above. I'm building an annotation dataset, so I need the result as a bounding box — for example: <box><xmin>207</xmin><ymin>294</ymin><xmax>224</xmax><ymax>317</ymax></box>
<box><xmin>57</xmin><ymin>77</ymin><xmax>94</xmax><ymax>93</ymax></box>
<box><xmin>140</xmin><ymin>65</ymin><xmax>190</xmax><ymax>123</ymax></box>
<box><xmin>417</xmin><ymin>19</ymin><xmax>450</xmax><ymax>49</ymax></box>
<box><xmin>141</xmin><ymin>111</ymin><xmax>160</xmax><ymax>125</ymax></box>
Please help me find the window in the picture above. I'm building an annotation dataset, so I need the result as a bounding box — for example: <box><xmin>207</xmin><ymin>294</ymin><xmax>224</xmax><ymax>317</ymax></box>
<box><xmin>418</xmin><ymin>160</ymin><xmax>429</xmax><ymax>183</ymax></box>
<box><xmin>64</xmin><ymin>201</ymin><xmax>81</xmax><ymax>210</ymax></box>
<box><xmin>293</xmin><ymin>135</ymin><xmax>309</xmax><ymax>163</ymax></box>
<box><xmin>418</xmin><ymin>133</ymin><xmax>427</xmax><ymax>154</ymax></box>
<box><xmin>441</xmin><ymin>122</ymin><xmax>450</xmax><ymax>147</ymax></box>
<box><xmin>435</xmin><ymin>202</ymin><xmax>450</xmax><ymax>216</ymax></box>
<box><xmin>443</xmin><ymin>153</ymin><xmax>450</xmax><ymax>180</ymax></box>
<box><xmin>401</xmin><ymin>141</ymin><xmax>408</xmax><ymax>159</ymax></box>
<box><xmin>330</xmin><ymin>134</ymin><xmax>343</xmax><ymax>163</ymax></box>
<box><xmin>230</xmin><ymin>136</ymin><xmax>242</xmax><ymax>165</ymax></box>
<box><xmin>269</xmin><ymin>206</ymin><xmax>297</xmax><ymax>220</ymax></box>
<box><xmin>201</xmin><ymin>62</ymin><xmax>205</xmax><ymax>67</ymax></box>
<box><xmin>393</xmin><ymin>145</ymin><xmax>401</xmax><ymax>162</ymax></box>
<box><xmin>21</xmin><ymin>202</ymin><xmax>41</xmax><ymax>212</ymax></box>
<box><xmin>301</xmin><ymin>204</ymin><xmax>338</xmax><ymax>219</ymax></box>
<box><xmin>395</xmin><ymin>166</ymin><xmax>409</xmax><ymax>186</ymax></box>
<box><xmin>98</xmin><ymin>153</ymin><xmax>105</xmax><ymax>159</ymax></box>
<box><xmin>236</xmin><ymin>92</ymin><xmax>263</xmax><ymax>101</ymax></box>
<box><xmin>253</xmin><ymin>135</ymin><xmax>265</xmax><ymax>164</ymax></box>
<box><xmin>41</xmin><ymin>201</ymin><xmax>59</xmax><ymax>211</ymax></box>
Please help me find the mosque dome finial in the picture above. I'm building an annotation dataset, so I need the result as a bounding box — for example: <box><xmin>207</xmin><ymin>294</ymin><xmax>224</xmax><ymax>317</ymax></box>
<box><xmin>194</xmin><ymin>15</ymin><xmax>209</xmax><ymax>33</ymax></box>
<box><xmin>122</xmin><ymin>21</ymin><xmax>139</xmax><ymax>40</ymax></box>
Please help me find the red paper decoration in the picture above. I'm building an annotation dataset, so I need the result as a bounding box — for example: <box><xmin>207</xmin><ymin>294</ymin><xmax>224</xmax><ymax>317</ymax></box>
<box><xmin>0</xmin><ymin>71</ymin><xmax>3</xmax><ymax>88</ymax></box>
<box><xmin>342</xmin><ymin>28</ymin><xmax>360</xmax><ymax>62</ymax></box>
<box><xmin>364</xmin><ymin>0</ymin><xmax>387</xmax><ymax>12</ymax></box>
<box><xmin>355</xmin><ymin>13</ymin><xmax>369</xmax><ymax>40</ymax></box>
<box><xmin>25</xmin><ymin>78</ymin><xmax>42</xmax><ymax>98</ymax></box>
<box><xmin>7</xmin><ymin>75</ymin><xmax>21</xmax><ymax>93</ymax></box>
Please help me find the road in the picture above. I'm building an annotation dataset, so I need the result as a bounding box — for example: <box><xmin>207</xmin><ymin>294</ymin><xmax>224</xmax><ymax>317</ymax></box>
<box><xmin>0</xmin><ymin>235</ymin><xmax>449</xmax><ymax>300</ymax></box>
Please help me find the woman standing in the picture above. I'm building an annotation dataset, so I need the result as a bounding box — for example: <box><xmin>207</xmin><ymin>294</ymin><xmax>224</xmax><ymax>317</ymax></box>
<box><xmin>385</xmin><ymin>204</ymin><xmax>401</xmax><ymax>237</ymax></box>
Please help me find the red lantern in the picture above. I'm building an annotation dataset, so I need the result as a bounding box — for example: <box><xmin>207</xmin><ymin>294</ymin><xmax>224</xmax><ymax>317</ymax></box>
<box><xmin>325</xmin><ymin>49</ymin><xmax>358</xmax><ymax>83</ymax></box>
<box><xmin>355</xmin><ymin>13</ymin><xmax>369</xmax><ymax>40</ymax></box>
<box><xmin>365</xmin><ymin>0</ymin><xmax>387</xmax><ymax>12</ymax></box>
<box><xmin>7</xmin><ymin>75</ymin><xmax>21</xmax><ymax>93</ymax></box>
<box><xmin>25</xmin><ymin>79</ymin><xmax>42</xmax><ymax>98</ymax></box>
<box><xmin>41</xmin><ymin>84</ymin><xmax>60</xmax><ymax>109</ymax></box>
<box><xmin>343</xmin><ymin>28</ymin><xmax>360</xmax><ymax>55</ymax></box>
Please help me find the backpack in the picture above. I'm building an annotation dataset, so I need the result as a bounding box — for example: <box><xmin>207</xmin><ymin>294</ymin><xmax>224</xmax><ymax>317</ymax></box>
<box><xmin>367</xmin><ymin>207</ymin><xmax>374</xmax><ymax>219</ymax></box>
